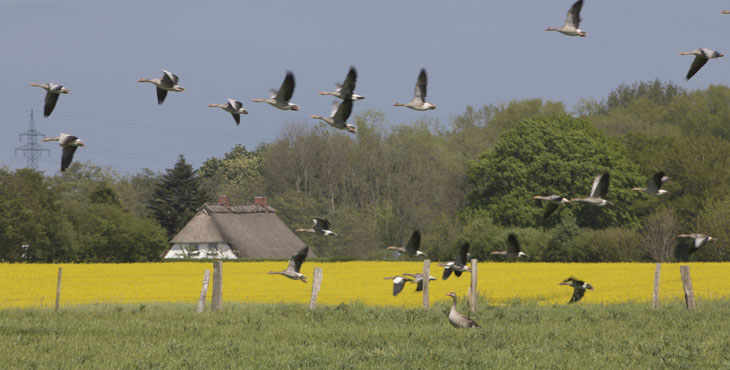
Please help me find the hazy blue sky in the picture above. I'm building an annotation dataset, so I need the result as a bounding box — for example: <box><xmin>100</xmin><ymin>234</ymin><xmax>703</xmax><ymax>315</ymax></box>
<box><xmin>1</xmin><ymin>0</ymin><xmax>729</xmax><ymax>175</ymax></box>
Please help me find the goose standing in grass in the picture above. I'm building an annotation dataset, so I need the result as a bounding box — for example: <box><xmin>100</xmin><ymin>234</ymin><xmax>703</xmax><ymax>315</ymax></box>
<box><xmin>310</xmin><ymin>97</ymin><xmax>357</xmax><ymax>134</ymax></box>
<box><xmin>533</xmin><ymin>194</ymin><xmax>571</xmax><ymax>218</ymax></box>
<box><xmin>386</xmin><ymin>230</ymin><xmax>427</xmax><ymax>257</ymax></box>
<box><xmin>208</xmin><ymin>99</ymin><xmax>248</xmax><ymax>125</ymax></box>
<box><xmin>137</xmin><ymin>70</ymin><xmax>185</xmax><ymax>105</ymax></box>
<box><xmin>29</xmin><ymin>83</ymin><xmax>69</xmax><ymax>117</ymax></box>
<box><xmin>41</xmin><ymin>133</ymin><xmax>85</xmax><ymax>172</ymax></box>
<box><xmin>252</xmin><ymin>70</ymin><xmax>300</xmax><ymax>111</ymax></box>
<box><xmin>446</xmin><ymin>292</ymin><xmax>480</xmax><ymax>328</ymax></box>
<box><xmin>632</xmin><ymin>172</ymin><xmax>669</xmax><ymax>195</ymax></box>
<box><xmin>439</xmin><ymin>242</ymin><xmax>470</xmax><ymax>280</ymax></box>
<box><xmin>545</xmin><ymin>0</ymin><xmax>586</xmax><ymax>37</ymax></box>
<box><xmin>490</xmin><ymin>233</ymin><xmax>529</xmax><ymax>258</ymax></box>
<box><xmin>393</xmin><ymin>68</ymin><xmax>436</xmax><ymax>111</ymax></box>
<box><xmin>296</xmin><ymin>218</ymin><xmax>337</xmax><ymax>236</ymax></box>
<box><xmin>572</xmin><ymin>173</ymin><xmax>613</xmax><ymax>206</ymax></box>
<box><xmin>384</xmin><ymin>276</ymin><xmax>413</xmax><ymax>296</ymax></box>
<box><xmin>318</xmin><ymin>66</ymin><xmax>364</xmax><ymax>101</ymax></box>
<box><xmin>680</xmin><ymin>49</ymin><xmax>724</xmax><ymax>80</ymax></box>
<box><xmin>402</xmin><ymin>273</ymin><xmax>437</xmax><ymax>292</ymax></box>
<box><xmin>678</xmin><ymin>233</ymin><xmax>717</xmax><ymax>254</ymax></box>
<box><xmin>559</xmin><ymin>277</ymin><xmax>593</xmax><ymax>304</ymax></box>
<box><xmin>268</xmin><ymin>246</ymin><xmax>309</xmax><ymax>283</ymax></box>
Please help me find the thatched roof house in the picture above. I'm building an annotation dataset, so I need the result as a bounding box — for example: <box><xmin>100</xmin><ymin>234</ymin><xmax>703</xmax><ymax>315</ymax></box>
<box><xmin>164</xmin><ymin>197</ymin><xmax>312</xmax><ymax>259</ymax></box>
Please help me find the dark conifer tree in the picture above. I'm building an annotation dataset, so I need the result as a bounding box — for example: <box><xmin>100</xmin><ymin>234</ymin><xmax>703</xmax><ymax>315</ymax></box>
<box><xmin>149</xmin><ymin>155</ymin><xmax>209</xmax><ymax>238</ymax></box>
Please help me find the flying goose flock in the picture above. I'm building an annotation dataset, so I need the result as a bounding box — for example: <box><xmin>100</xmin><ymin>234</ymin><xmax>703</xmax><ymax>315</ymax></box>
<box><xmin>28</xmin><ymin>0</ymin><xmax>724</xmax><ymax>327</ymax></box>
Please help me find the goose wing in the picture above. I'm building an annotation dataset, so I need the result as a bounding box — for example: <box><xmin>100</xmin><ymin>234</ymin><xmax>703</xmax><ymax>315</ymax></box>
<box><xmin>156</xmin><ymin>88</ymin><xmax>168</xmax><ymax>105</ymax></box>
<box><xmin>340</xmin><ymin>66</ymin><xmax>357</xmax><ymax>99</ymax></box>
<box><xmin>569</xmin><ymin>287</ymin><xmax>586</xmax><ymax>303</ymax></box>
<box><xmin>413</xmin><ymin>68</ymin><xmax>428</xmax><ymax>104</ymax></box>
<box><xmin>404</xmin><ymin>230</ymin><xmax>421</xmax><ymax>255</ymax></box>
<box><xmin>161</xmin><ymin>70</ymin><xmax>179</xmax><ymax>87</ymax></box>
<box><xmin>276</xmin><ymin>71</ymin><xmax>296</xmax><ymax>103</ymax></box>
<box><xmin>392</xmin><ymin>277</ymin><xmax>410</xmax><ymax>296</ymax></box>
<box><xmin>647</xmin><ymin>171</ymin><xmax>665</xmax><ymax>193</ymax></box>
<box><xmin>288</xmin><ymin>246</ymin><xmax>309</xmax><ymax>273</ymax></box>
<box><xmin>562</xmin><ymin>276</ymin><xmax>584</xmax><ymax>286</ymax></box>
<box><xmin>44</xmin><ymin>91</ymin><xmax>60</xmax><ymax>117</ymax></box>
<box><xmin>686</xmin><ymin>55</ymin><xmax>709</xmax><ymax>80</ymax></box>
<box><xmin>442</xmin><ymin>267</ymin><xmax>453</xmax><ymax>280</ymax></box>
<box><xmin>313</xmin><ymin>218</ymin><xmax>331</xmax><ymax>233</ymax></box>
<box><xmin>332</xmin><ymin>97</ymin><xmax>353</xmax><ymax>126</ymax></box>
<box><xmin>543</xmin><ymin>202</ymin><xmax>560</xmax><ymax>218</ymax></box>
<box><xmin>564</xmin><ymin>0</ymin><xmax>583</xmax><ymax>28</ymax></box>
<box><xmin>61</xmin><ymin>139</ymin><xmax>80</xmax><ymax>172</ymax></box>
<box><xmin>228</xmin><ymin>99</ymin><xmax>242</xmax><ymax>111</ymax></box>
<box><xmin>457</xmin><ymin>242</ymin><xmax>470</xmax><ymax>265</ymax></box>
<box><xmin>589</xmin><ymin>173</ymin><xmax>609</xmax><ymax>198</ymax></box>
<box><xmin>506</xmin><ymin>233</ymin><xmax>521</xmax><ymax>255</ymax></box>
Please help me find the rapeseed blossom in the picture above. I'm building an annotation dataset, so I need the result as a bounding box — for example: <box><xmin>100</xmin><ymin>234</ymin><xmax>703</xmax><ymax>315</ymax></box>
<box><xmin>1</xmin><ymin>262</ymin><xmax>728</xmax><ymax>309</ymax></box>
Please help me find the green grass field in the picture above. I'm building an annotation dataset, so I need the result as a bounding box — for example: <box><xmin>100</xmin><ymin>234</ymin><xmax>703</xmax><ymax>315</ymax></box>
<box><xmin>2</xmin><ymin>300</ymin><xmax>729</xmax><ymax>369</ymax></box>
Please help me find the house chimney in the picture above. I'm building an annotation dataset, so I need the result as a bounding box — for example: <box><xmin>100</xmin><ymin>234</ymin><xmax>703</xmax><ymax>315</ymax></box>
<box><xmin>217</xmin><ymin>195</ymin><xmax>230</xmax><ymax>207</ymax></box>
<box><xmin>254</xmin><ymin>196</ymin><xmax>267</xmax><ymax>207</ymax></box>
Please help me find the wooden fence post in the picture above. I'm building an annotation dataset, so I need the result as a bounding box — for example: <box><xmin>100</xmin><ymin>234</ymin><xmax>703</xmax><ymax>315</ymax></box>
<box><xmin>55</xmin><ymin>267</ymin><xmax>62</xmax><ymax>311</ymax></box>
<box><xmin>422</xmin><ymin>259</ymin><xmax>430</xmax><ymax>309</ymax></box>
<box><xmin>211</xmin><ymin>261</ymin><xmax>222</xmax><ymax>312</ymax></box>
<box><xmin>652</xmin><ymin>263</ymin><xmax>660</xmax><ymax>309</ymax></box>
<box><xmin>197</xmin><ymin>269</ymin><xmax>211</xmax><ymax>313</ymax></box>
<box><xmin>469</xmin><ymin>259</ymin><xmax>478</xmax><ymax>312</ymax></box>
<box><xmin>309</xmin><ymin>267</ymin><xmax>323</xmax><ymax>311</ymax></box>
<box><xmin>680</xmin><ymin>265</ymin><xmax>695</xmax><ymax>310</ymax></box>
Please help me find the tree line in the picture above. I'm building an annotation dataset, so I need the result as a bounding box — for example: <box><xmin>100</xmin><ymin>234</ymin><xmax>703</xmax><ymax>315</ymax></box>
<box><xmin>2</xmin><ymin>80</ymin><xmax>729</xmax><ymax>262</ymax></box>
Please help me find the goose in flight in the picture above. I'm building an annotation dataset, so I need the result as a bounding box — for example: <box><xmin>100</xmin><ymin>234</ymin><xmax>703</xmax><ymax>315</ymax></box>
<box><xmin>41</xmin><ymin>133</ymin><xmax>85</xmax><ymax>172</ymax></box>
<box><xmin>632</xmin><ymin>172</ymin><xmax>670</xmax><ymax>195</ymax></box>
<box><xmin>208</xmin><ymin>99</ymin><xmax>248</xmax><ymax>125</ymax></box>
<box><xmin>310</xmin><ymin>97</ymin><xmax>357</xmax><ymax>134</ymax></box>
<box><xmin>572</xmin><ymin>173</ymin><xmax>613</xmax><ymax>206</ymax></box>
<box><xmin>252</xmin><ymin>70</ymin><xmax>300</xmax><ymax>111</ymax></box>
<box><xmin>402</xmin><ymin>273</ymin><xmax>437</xmax><ymax>292</ymax></box>
<box><xmin>393</xmin><ymin>68</ymin><xmax>436</xmax><ymax>111</ymax></box>
<box><xmin>533</xmin><ymin>194</ymin><xmax>571</xmax><ymax>218</ymax></box>
<box><xmin>680</xmin><ymin>49</ymin><xmax>724</xmax><ymax>80</ymax></box>
<box><xmin>296</xmin><ymin>218</ymin><xmax>337</xmax><ymax>236</ymax></box>
<box><xmin>29</xmin><ymin>83</ymin><xmax>69</xmax><ymax>117</ymax></box>
<box><xmin>268</xmin><ymin>246</ymin><xmax>309</xmax><ymax>283</ymax></box>
<box><xmin>439</xmin><ymin>242</ymin><xmax>471</xmax><ymax>280</ymax></box>
<box><xmin>384</xmin><ymin>276</ymin><xmax>414</xmax><ymax>296</ymax></box>
<box><xmin>559</xmin><ymin>277</ymin><xmax>593</xmax><ymax>303</ymax></box>
<box><xmin>137</xmin><ymin>70</ymin><xmax>185</xmax><ymax>105</ymax></box>
<box><xmin>386</xmin><ymin>230</ymin><xmax>427</xmax><ymax>257</ymax></box>
<box><xmin>545</xmin><ymin>0</ymin><xmax>586</xmax><ymax>37</ymax></box>
<box><xmin>490</xmin><ymin>233</ymin><xmax>529</xmax><ymax>258</ymax></box>
<box><xmin>678</xmin><ymin>233</ymin><xmax>717</xmax><ymax>255</ymax></box>
<box><xmin>318</xmin><ymin>66</ymin><xmax>364</xmax><ymax>101</ymax></box>
<box><xmin>446</xmin><ymin>292</ymin><xmax>480</xmax><ymax>328</ymax></box>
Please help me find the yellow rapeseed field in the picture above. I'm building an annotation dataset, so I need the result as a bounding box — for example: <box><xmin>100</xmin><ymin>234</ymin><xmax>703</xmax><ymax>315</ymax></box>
<box><xmin>1</xmin><ymin>262</ymin><xmax>729</xmax><ymax>309</ymax></box>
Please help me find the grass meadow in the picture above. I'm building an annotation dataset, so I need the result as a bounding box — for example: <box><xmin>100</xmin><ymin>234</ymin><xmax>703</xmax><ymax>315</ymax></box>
<box><xmin>2</xmin><ymin>300</ymin><xmax>730</xmax><ymax>369</ymax></box>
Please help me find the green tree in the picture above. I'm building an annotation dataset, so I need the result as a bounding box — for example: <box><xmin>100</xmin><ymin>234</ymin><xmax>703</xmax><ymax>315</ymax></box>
<box><xmin>199</xmin><ymin>144</ymin><xmax>265</xmax><ymax>203</ymax></box>
<box><xmin>148</xmin><ymin>155</ymin><xmax>209</xmax><ymax>238</ymax></box>
<box><xmin>467</xmin><ymin>115</ymin><xmax>643</xmax><ymax>228</ymax></box>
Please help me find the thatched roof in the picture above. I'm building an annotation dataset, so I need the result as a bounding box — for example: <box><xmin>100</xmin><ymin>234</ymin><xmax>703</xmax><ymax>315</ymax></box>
<box><xmin>169</xmin><ymin>203</ymin><xmax>314</xmax><ymax>258</ymax></box>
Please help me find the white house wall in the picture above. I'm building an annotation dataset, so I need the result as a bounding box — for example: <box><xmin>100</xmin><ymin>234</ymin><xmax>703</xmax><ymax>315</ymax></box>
<box><xmin>164</xmin><ymin>243</ymin><xmax>238</xmax><ymax>259</ymax></box>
